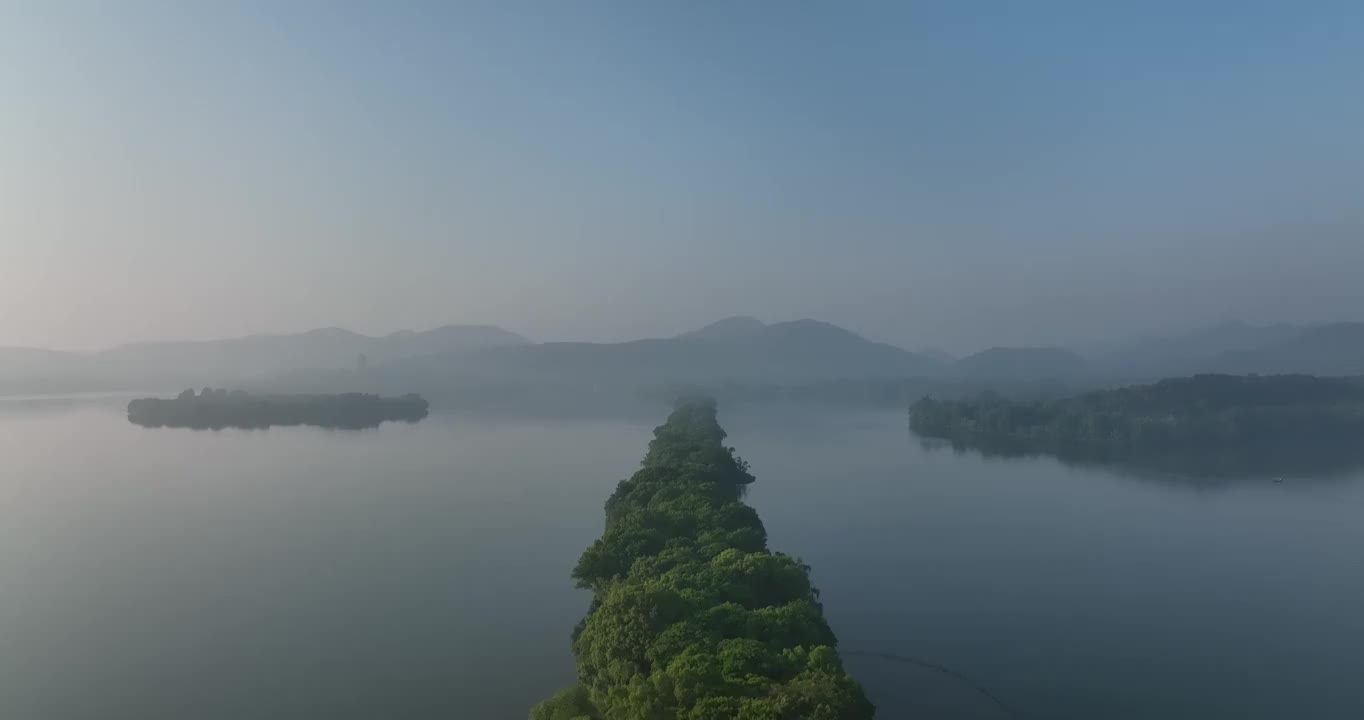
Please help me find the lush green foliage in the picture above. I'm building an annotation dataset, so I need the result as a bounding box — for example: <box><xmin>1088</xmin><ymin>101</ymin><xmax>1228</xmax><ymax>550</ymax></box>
<box><xmin>127</xmin><ymin>388</ymin><xmax>428</xmax><ymax>429</ymax></box>
<box><xmin>911</xmin><ymin>374</ymin><xmax>1364</xmax><ymax>475</ymax></box>
<box><xmin>532</xmin><ymin>397</ymin><xmax>874</xmax><ymax>719</ymax></box>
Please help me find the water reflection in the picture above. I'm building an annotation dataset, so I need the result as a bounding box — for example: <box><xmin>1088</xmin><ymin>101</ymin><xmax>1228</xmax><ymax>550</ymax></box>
<box><xmin>0</xmin><ymin>391</ymin><xmax>150</xmax><ymax>418</ymax></box>
<box><xmin>915</xmin><ymin>433</ymin><xmax>1364</xmax><ymax>482</ymax></box>
<box><xmin>4</xmin><ymin>401</ymin><xmax>1364</xmax><ymax>719</ymax></box>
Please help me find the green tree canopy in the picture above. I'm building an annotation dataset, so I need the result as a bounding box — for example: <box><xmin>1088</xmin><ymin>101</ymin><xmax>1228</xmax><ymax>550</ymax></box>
<box><xmin>531</xmin><ymin>397</ymin><xmax>874</xmax><ymax>719</ymax></box>
<box><xmin>910</xmin><ymin>374</ymin><xmax>1364</xmax><ymax>476</ymax></box>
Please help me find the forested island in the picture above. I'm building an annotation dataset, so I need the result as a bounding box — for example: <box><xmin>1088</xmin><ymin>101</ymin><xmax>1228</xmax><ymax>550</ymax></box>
<box><xmin>127</xmin><ymin>389</ymin><xmax>428</xmax><ymax>430</ymax></box>
<box><xmin>911</xmin><ymin>374</ymin><xmax>1364</xmax><ymax>476</ymax></box>
<box><xmin>531</xmin><ymin>398</ymin><xmax>874</xmax><ymax>719</ymax></box>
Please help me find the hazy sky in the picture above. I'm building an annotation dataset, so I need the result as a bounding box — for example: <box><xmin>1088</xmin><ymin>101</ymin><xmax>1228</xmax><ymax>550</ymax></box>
<box><xmin>4</xmin><ymin>1</ymin><xmax>1362</xmax><ymax>354</ymax></box>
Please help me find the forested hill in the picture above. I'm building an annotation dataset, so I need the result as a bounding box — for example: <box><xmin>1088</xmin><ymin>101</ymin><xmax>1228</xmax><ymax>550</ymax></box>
<box><xmin>531</xmin><ymin>398</ymin><xmax>874</xmax><ymax>719</ymax></box>
<box><xmin>910</xmin><ymin>374</ymin><xmax>1364</xmax><ymax>475</ymax></box>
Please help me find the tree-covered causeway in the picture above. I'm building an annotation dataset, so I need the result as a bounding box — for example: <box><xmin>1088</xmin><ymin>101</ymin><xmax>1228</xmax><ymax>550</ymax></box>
<box><xmin>531</xmin><ymin>397</ymin><xmax>874</xmax><ymax>720</ymax></box>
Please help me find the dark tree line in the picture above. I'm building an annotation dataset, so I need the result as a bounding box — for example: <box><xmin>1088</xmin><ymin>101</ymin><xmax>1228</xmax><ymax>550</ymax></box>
<box><xmin>531</xmin><ymin>397</ymin><xmax>874</xmax><ymax>720</ymax></box>
<box><xmin>127</xmin><ymin>389</ymin><xmax>428</xmax><ymax>430</ymax></box>
<box><xmin>911</xmin><ymin>374</ymin><xmax>1364</xmax><ymax>476</ymax></box>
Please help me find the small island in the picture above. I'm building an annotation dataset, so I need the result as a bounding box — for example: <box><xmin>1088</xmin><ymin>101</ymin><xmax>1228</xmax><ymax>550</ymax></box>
<box><xmin>128</xmin><ymin>389</ymin><xmax>429</xmax><ymax>430</ymax></box>
<box><xmin>911</xmin><ymin>374</ymin><xmax>1364</xmax><ymax>476</ymax></box>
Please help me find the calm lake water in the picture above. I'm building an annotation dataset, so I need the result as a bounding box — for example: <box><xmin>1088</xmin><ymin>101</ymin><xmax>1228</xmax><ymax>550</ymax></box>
<box><xmin>3</xmin><ymin>395</ymin><xmax>1363</xmax><ymax>719</ymax></box>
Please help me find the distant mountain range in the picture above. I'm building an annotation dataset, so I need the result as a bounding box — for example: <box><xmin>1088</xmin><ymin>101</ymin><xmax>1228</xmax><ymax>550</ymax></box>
<box><xmin>1211</xmin><ymin>323</ymin><xmax>1364</xmax><ymax>376</ymax></box>
<box><xmin>1092</xmin><ymin>321</ymin><xmax>1364</xmax><ymax>378</ymax></box>
<box><xmin>7</xmin><ymin>316</ymin><xmax>1364</xmax><ymax>402</ymax></box>
<box><xmin>0</xmin><ymin>325</ymin><xmax>528</xmax><ymax>393</ymax></box>
<box><xmin>953</xmin><ymin>347</ymin><xmax>1088</xmax><ymax>381</ymax></box>
<box><xmin>381</xmin><ymin>317</ymin><xmax>944</xmax><ymax>387</ymax></box>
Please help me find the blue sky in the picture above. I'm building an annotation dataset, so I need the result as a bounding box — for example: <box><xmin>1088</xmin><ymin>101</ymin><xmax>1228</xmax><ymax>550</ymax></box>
<box><xmin>3</xmin><ymin>1</ymin><xmax>1362</xmax><ymax>352</ymax></box>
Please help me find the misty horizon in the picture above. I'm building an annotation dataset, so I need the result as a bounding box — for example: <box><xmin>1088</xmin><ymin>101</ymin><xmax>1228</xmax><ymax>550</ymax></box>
<box><xmin>5</xmin><ymin>313</ymin><xmax>1360</xmax><ymax>360</ymax></box>
<box><xmin>5</xmin><ymin>4</ymin><xmax>1363</xmax><ymax>355</ymax></box>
